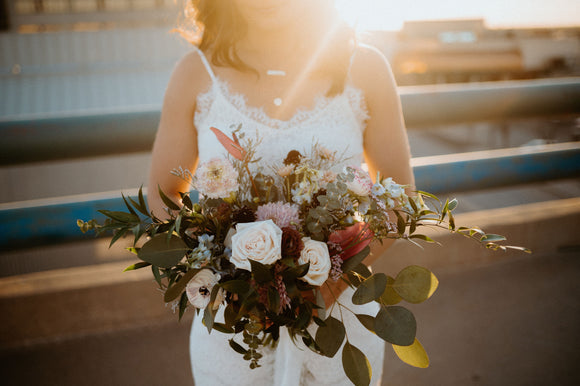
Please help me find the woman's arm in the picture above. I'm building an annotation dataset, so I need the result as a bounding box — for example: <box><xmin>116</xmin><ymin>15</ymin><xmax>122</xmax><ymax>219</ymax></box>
<box><xmin>321</xmin><ymin>45</ymin><xmax>414</xmax><ymax>306</ymax></box>
<box><xmin>354</xmin><ymin>44</ymin><xmax>415</xmax><ymax>266</ymax></box>
<box><xmin>147</xmin><ymin>52</ymin><xmax>208</xmax><ymax>219</ymax></box>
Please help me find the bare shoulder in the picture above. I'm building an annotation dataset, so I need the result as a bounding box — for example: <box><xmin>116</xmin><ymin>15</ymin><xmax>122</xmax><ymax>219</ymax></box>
<box><xmin>349</xmin><ymin>44</ymin><xmax>397</xmax><ymax>98</ymax></box>
<box><xmin>164</xmin><ymin>49</ymin><xmax>212</xmax><ymax>102</ymax></box>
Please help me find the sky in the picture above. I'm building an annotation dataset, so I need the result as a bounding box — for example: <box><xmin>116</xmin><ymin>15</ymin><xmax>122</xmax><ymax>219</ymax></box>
<box><xmin>335</xmin><ymin>0</ymin><xmax>580</xmax><ymax>31</ymax></box>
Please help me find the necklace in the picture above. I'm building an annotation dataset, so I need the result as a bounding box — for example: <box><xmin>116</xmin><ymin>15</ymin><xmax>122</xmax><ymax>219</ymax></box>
<box><xmin>266</xmin><ymin>70</ymin><xmax>286</xmax><ymax>106</ymax></box>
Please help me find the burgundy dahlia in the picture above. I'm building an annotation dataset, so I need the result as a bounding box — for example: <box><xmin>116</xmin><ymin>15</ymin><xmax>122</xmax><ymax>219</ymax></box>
<box><xmin>281</xmin><ymin>227</ymin><xmax>304</xmax><ymax>261</ymax></box>
<box><xmin>232</xmin><ymin>206</ymin><xmax>256</xmax><ymax>224</ymax></box>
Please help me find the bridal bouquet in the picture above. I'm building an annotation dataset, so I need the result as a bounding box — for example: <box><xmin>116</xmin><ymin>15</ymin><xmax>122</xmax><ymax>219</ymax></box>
<box><xmin>79</xmin><ymin>126</ymin><xmax>527</xmax><ymax>386</ymax></box>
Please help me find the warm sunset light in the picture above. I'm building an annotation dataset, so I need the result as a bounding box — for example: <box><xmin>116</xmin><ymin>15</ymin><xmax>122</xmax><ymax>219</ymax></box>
<box><xmin>335</xmin><ymin>0</ymin><xmax>580</xmax><ymax>31</ymax></box>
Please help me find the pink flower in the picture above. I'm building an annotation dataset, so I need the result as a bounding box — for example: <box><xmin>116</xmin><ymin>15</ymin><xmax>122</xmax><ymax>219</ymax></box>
<box><xmin>210</xmin><ymin>127</ymin><xmax>247</xmax><ymax>161</ymax></box>
<box><xmin>194</xmin><ymin>158</ymin><xmax>239</xmax><ymax>199</ymax></box>
<box><xmin>345</xmin><ymin>166</ymin><xmax>373</xmax><ymax>196</ymax></box>
<box><xmin>256</xmin><ymin>202</ymin><xmax>300</xmax><ymax>229</ymax></box>
<box><xmin>277</xmin><ymin>164</ymin><xmax>294</xmax><ymax>177</ymax></box>
<box><xmin>328</xmin><ymin>222</ymin><xmax>374</xmax><ymax>261</ymax></box>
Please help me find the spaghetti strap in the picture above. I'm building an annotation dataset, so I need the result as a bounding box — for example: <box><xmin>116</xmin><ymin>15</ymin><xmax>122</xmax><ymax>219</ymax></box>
<box><xmin>195</xmin><ymin>47</ymin><xmax>218</xmax><ymax>83</ymax></box>
<box><xmin>346</xmin><ymin>43</ymin><xmax>358</xmax><ymax>81</ymax></box>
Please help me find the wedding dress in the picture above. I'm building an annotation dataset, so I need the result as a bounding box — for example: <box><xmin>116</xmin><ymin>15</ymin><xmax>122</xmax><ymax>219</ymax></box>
<box><xmin>189</xmin><ymin>48</ymin><xmax>385</xmax><ymax>386</ymax></box>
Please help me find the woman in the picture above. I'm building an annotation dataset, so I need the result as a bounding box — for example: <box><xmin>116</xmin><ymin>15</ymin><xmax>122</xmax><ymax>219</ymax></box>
<box><xmin>148</xmin><ymin>0</ymin><xmax>414</xmax><ymax>384</ymax></box>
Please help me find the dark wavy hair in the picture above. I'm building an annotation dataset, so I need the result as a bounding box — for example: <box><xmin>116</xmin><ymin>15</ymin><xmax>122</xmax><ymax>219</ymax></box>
<box><xmin>179</xmin><ymin>0</ymin><xmax>355</xmax><ymax>96</ymax></box>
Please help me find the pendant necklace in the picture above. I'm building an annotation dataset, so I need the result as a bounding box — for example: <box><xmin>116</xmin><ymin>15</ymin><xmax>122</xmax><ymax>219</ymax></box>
<box><xmin>266</xmin><ymin>69</ymin><xmax>286</xmax><ymax>106</ymax></box>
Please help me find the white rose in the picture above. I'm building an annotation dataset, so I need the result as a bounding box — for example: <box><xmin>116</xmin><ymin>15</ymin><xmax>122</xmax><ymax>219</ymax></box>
<box><xmin>298</xmin><ymin>237</ymin><xmax>331</xmax><ymax>286</ymax></box>
<box><xmin>185</xmin><ymin>269</ymin><xmax>224</xmax><ymax>309</ymax></box>
<box><xmin>231</xmin><ymin>220</ymin><xmax>283</xmax><ymax>271</ymax></box>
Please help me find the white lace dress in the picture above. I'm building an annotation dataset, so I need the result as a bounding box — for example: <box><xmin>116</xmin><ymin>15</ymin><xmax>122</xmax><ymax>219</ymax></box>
<box><xmin>189</xmin><ymin>49</ymin><xmax>385</xmax><ymax>386</ymax></box>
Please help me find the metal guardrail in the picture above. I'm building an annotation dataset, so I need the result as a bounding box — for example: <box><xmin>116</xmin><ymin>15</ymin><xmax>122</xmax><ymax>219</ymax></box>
<box><xmin>1</xmin><ymin>142</ymin><xmax>579</xmax><ymax>250</ymax></box>
<box><xmin>1</xmin><ymin>77</ymin><xmax>579</xmax><ymax>165</ymax></box>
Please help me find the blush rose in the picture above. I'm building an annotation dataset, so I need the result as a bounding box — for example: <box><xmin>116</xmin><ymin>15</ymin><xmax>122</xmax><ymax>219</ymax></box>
<box><xmin>298</xmin><ymin>237</ymin><xmax>331</xmax><ymax>286</ymax></box>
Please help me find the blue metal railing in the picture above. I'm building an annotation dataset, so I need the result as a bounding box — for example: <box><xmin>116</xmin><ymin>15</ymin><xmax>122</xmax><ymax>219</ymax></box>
<box><xmin>1</xmin><ymin>142</ymin><xmax>578</xmax><ymax>250</ymax></box>
<box><xmin>2</xmin><ymin>77</ymin><xmax>579</xmax><ymax>165</ymax></box>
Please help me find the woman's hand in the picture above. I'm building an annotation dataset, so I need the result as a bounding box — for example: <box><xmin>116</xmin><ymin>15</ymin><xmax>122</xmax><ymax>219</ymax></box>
<box><xmin>320</xmin><ymin>278</ymin><xmax>349</xmax><ymax>309</ymax></box>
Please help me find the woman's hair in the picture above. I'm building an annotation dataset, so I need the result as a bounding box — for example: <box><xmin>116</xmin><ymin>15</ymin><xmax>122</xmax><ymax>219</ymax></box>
<box><xmin>179</xmin><ymin>0</ymin><xmax>355</xmax><ymax>96</ymax></box>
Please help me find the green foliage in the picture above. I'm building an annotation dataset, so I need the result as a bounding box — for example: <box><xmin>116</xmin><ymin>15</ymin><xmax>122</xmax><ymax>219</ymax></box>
<box><xmin>392</xmin><ymin>338</ymin><xmax>430</xmax><ymax>368</ymax></box>
<box><xmin>137</xmin><ymin>234</ymin><xmax>188</xmax><ymax>268</ymax></box>
<box><xmin>123</xmin><ymin>262</ymin><xmax>150</xmax><ymax>272</ymax></box>
<box><xmin>374</xmin><ymin>306</ymin><xmax>416</xmax><ymax>346</ymax></box>
<box><xmin>164</xmin><ymin>268</ymin><xmax>200</xmax><ymax>303</ymax></box>
<box><xmin>249</xmin><ymin>260</ymin><xmax>273</xmax><ymax>283</ymax></box>
<box><xmin>380</xmin><ymin>275</ymin><xmax>402</xmax><ymax>305</ymax></box>
<box><xmin>394</xmin><ymin>266</ymin><xmax>439</xmax><ymax>304</ymax></box>
<box><xmin>342</xmin><ymin>342</ymin><xmax>372</xmax><ymax>386</ymax></box>
<box><xmin>355</xmin><ymin>314</ymin><xmax>376</xmax><ymax>333</ymax></box>
<box><xmin>315</xmin><ymin>316</ymin><xmax>346</xmax><ymax>358</ymax></box>
<box><xmin>352</xmin><ymin>273</ymin><xmax>388</xmax><ymax>305</ymax></box>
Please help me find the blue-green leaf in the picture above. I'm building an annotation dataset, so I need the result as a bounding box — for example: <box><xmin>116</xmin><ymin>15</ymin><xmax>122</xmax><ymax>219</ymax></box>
<box><xmin>374</xmin><ymin>306</ymin><xmax>416</xmax><ymax>346</ymax></box>
<box><xmin>352</xmin><ymin>273</ymin><xmax>388</xmax><ymax>305</ymax></box>
<box><xmin>342</xmin><ymin>342</ymin><xmax>371</xmax><ymax>386</ymax></box>
<box><xmin>315</xmin><ymin>316</ymin><xmax>346</xmax><ymax>358</ymax></box>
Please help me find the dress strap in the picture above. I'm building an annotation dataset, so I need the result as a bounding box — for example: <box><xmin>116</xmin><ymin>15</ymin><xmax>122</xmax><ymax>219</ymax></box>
<box><xmin>346</xmin><ymin>43</ymin><xmax>358</xmax><ymax>81</ymax></box>
<box><xmin>195</xmin><ymin>47</ymin><xmax>218</xmax><ymax>83</ymax></box>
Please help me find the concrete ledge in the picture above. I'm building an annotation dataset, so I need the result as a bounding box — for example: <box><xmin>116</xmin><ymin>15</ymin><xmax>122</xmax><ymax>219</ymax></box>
<box><xmin>1</xmin><ymin>198</ymin><xmax>578</xmax><ymax>350</ymax></box>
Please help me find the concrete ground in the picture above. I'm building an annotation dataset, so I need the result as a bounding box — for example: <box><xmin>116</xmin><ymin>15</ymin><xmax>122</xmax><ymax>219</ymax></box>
<box><xmin>0</xmin><ymin>249</ymin><xmax>577</xmax><ymax>386</ymax></box>
<box><xmin>1</xmin><ymin>198</ymin><xmax>579</xmax><ymax>386</ymax></box>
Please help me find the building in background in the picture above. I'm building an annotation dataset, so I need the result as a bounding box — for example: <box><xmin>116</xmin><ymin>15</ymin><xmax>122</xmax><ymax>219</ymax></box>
<box><xmin>368</xmin><ymin>19</ymin><xmax>580</xmax><ymax>85</ymax></box>
<box><xmin>2</xmin><ymin>1</ymin><xmax>579</xmax><ymax>86</ymax></box>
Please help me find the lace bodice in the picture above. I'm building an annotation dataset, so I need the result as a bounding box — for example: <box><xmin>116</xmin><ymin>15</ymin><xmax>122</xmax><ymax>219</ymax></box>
<box><xmin>193</xmin><ymin>51</ymin><xmax>369</xmax><ymax>169</ymax></box>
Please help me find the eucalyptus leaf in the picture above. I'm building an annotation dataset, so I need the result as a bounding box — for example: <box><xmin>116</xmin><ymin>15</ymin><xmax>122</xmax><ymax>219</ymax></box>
<box><xmin>341</xmin><ymin>246</ymin><xmax>370</xmax><ymax>274</ymax></box>
<box><xmin>394</xmin><ymin>265</ymin><xmax>439</xmax><ymax>304</ymax></box>
<box><xmin>138</xmin><ymin>234</ymin><xmax>188</xmax><ymax>268</ymax></box>
<box><xmin>316</xmin><ymin>289</ymin><xmax>326</xmax><ymax>321</ymax></box>
<box><xmin>380</xmin><ymin>275</ymin><xmax>402</xmax><ymax>305</ymax></box>
<box><xmin>355</xmin><ymin>314</ymin><xmax>376</xmax><ymax>333</ymax></box>
<box><xmin>374</xmin><ymin>306</ymin><xmax>416</xmax><ymax>346</ymax></box>
<box><xmin>229</xmin><ymin>339</ymin><xmax>248</xmax><ymax>355</ymax></box>
<box><xmin>352</xmin><ymin>273</ymin><xmax>388</xmax><ymax>305</ymax></box>
<box><xmin>315</xmin><ymin>316</ymin><xmax>346</xmax><ymax>358</ymax></box>
<box><xmin>392</xmin><ymin>338</ymin><xmax>430</xmax><ymax>368</ymax></box>
<box><xmin>342</xmin><ymin>342</ymin><xmax>372</xmax><ymax>386</ymax></box>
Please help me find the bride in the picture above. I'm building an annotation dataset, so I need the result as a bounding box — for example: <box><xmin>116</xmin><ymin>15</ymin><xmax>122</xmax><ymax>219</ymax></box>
<box><xmin>148</xmin><ymin>0</ymin><xmax>414</xmax><ymax>384</ymax></box>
